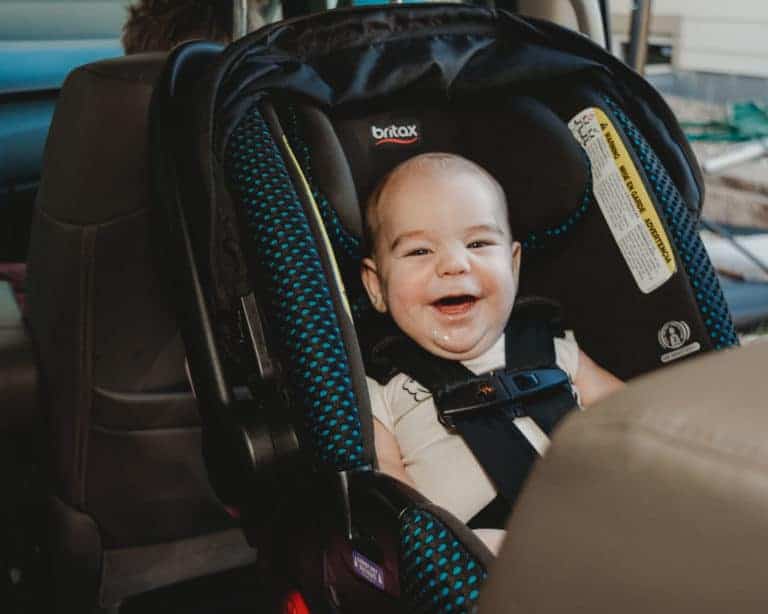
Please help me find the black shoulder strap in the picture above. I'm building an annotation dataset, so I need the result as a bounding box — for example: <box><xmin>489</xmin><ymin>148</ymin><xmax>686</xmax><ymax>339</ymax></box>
<box><xmin>372</xmin><ymin>333</ymin><xmax>474</xmax><ymax>393</ymax></box>
<box><xmin>505</xmin><ymin>297</ymin><xmax>561</xmax><ymax>371</ymax></box>
<box><xmin>503</xmin><ymin>297</ymin><xmax>574</xmax><ymax>435</ymax></box>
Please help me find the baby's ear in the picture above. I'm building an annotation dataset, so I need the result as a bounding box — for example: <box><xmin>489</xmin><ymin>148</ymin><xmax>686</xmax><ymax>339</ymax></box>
<box><xmin>361</xmin><ymin>257</ymin><xmax>387</xmax><ymax>313</ymax></box>
<box><xmin>511</xmin><ymin>241</ymin><xmax>522</xmax><ymax>282</ymax></box>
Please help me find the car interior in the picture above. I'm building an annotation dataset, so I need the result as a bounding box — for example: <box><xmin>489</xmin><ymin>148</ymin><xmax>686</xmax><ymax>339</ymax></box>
<box><xmin>2</xmin><ymin>1</ymin><xmax>768</xmax><ymax>613</ymax></box>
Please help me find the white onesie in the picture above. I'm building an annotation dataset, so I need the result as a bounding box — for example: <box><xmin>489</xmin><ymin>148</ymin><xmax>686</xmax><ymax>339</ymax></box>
<box><xmin>367</xmin><ymin>332</ymin><xmax>580</xmax><ymax>553</ymax></box>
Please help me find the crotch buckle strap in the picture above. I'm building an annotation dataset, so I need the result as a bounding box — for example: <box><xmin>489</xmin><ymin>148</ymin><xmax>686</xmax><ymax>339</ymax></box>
<box><xmin>434</xmin><ymin>368</ymin><xmax>570</xmax><ymax>430</ymax></box>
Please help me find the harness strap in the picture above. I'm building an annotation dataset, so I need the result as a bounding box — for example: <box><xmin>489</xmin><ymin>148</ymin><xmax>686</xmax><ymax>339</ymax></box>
<box><xmin>466</xmin><ymin>494</ymin><xmax>513</xmax><ymax>531</ymax></box>
<box><xmin>373</xmin><ymin>300</ymin><xmax>578</xmax><ymax>526</ymax></box>
<box><xmin>377</xmin><ymin>335</ymin><xmax>537</xmax><ymax>512</ymax></box>
<box><xmin>451</xmin><ymin>404</ymin><xmax>540</xmax><ymax>509</ymax></box>
<box><xmin>448</xmin><ymin>317</ymin><xmax>576</xmax><ymax>514</ymax></box>
<box><xmin>505</xmin><ymin>306</ymin><xmax>558</xmax><ymax>370</ymax></box>
<box><xmin>504</xmin><ymin>310</ymin><xmax>577</xmax><ymax>435</ymax></box>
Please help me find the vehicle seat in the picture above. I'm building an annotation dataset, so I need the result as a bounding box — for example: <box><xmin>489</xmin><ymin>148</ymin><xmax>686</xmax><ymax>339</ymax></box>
<box><xmin>25</xmin><ymin>51</ymin><xmax>257</xmax><ymax>612</ymax></box>
<box><xmin>480</xmin><ymin>339</ymin><xmax>768</xmax><ymax>614</ymax></box>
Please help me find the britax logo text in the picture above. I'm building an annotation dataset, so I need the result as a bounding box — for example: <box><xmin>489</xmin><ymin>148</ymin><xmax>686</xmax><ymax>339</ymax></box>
<box><xmin>371</xmin><ymin>124</ymin><xmax>419</xmax><ymax>146</ymax></box>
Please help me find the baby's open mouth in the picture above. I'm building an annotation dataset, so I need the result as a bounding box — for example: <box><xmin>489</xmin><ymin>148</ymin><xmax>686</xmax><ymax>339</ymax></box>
<box><xmin>432</xmin><ymin>294</ymin><xmax>477</xmax><ymax>315</ymax></box>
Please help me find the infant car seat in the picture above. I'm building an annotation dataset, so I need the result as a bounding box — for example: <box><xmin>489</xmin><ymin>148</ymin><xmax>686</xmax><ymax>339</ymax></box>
<box><xmin>150</xmin><ymin>5</ymin><xmax>738</xmax><ymax>612</ymax></box>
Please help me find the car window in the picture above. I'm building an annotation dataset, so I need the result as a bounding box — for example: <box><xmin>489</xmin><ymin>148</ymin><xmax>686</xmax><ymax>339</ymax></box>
<box><xmin>0</xmin><ymin>1</ymin><xmax>124</xmax><ymax>260</ymax></box>
<box><xmin>610</xmin><ymin>0</ymin><xmax>768</xmax><ymax>339</ymax></box>
<box><xmin>0</xmin><ymin>0</ymin><xmax>124</xmax><ymax>93</ymax></box>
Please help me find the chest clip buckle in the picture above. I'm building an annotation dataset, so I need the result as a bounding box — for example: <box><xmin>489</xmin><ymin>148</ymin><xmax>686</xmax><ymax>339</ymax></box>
<box><xmin>434</xmin><ymin>368</ymin><xmax>570</xmax><ymax>430</ymax></box>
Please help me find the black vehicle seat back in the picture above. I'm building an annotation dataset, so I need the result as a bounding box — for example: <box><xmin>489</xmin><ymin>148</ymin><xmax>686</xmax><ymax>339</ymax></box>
<box><xmin>25</xmin><ymin>51</ymin><xmax>256</xmax><ymax>611</ymax></box>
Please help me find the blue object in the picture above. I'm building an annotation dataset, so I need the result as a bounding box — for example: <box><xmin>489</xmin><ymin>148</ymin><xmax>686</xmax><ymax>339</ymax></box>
<box><xmin>0</xmin><ymin>99</ymin><xmax>57</xmax><ymax>188</ymax></box>
<box><xmin>0</xmin><ymin>39</ymin><xmax>122</xmax><ymax>94</ymax></box>
<box><xmin>718</xmin><ymin>276</ymin><xmax>768</xmax><ymax>331</ymax></box>
<box><xmin>0</xmin><ymin>39</ymin><xmax>123</xmax><ymax>197</ymax></box>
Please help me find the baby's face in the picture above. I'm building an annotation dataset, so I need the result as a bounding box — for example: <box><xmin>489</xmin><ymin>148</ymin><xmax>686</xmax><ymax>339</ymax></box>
<box><xmin>362</xmin><ymin>166</ymin><xmax>521</xmax><ymax>361</ymax></box>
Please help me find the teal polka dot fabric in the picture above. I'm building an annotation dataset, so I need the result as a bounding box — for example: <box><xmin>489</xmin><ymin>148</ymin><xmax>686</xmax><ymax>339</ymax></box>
<box><xmin>224</xmin><ymin>104</ymin><xmax>367</xmax><ymax>471</ymax></box>
<box><xmin>400</xmin><ymin>508</ymin><xmax>489</xmax><ymax>614</ymax></box>
<box><xmin>603</xmin><ymin>96</ymin><xmax>738</xmax><ymax>350</ymax></box>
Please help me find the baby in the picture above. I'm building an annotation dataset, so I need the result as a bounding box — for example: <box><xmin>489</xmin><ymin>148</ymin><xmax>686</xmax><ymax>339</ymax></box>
<box><xmin>361</xmin><ymin>152</ymin><xmax>622</xmax><ymax>553</ymax></box>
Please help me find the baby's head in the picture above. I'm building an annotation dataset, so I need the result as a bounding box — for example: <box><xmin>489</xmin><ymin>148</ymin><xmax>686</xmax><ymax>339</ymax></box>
<box><xmin>361</xmin><ymin>153</ymin><xmax>521</xmax><ymax>361</ymax></box>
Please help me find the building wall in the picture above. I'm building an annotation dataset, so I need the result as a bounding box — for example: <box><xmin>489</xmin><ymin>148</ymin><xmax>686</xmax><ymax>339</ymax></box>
<box><xmin>612</xmin><ymin>0</ymin><xmax>768</xmax><ymax>77</ymax></box>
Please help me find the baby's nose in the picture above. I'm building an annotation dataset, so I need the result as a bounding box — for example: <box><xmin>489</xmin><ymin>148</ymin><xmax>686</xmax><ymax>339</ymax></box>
<box><xmin>437</xmin><ymin>248</ymin><xmax>470</xmax><ymax>276</ymax></box>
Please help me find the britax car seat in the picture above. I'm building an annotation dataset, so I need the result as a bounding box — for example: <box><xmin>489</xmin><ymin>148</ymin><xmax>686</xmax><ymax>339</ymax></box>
<box><xmin>150</xmin><ymin>5</ymin><xmax>738</xmax><ymax>612</ymax></box>
<box><xmin>25</xmin><ymin>51</ymin><xmax>257</xmax><ymax>612</ymax></box>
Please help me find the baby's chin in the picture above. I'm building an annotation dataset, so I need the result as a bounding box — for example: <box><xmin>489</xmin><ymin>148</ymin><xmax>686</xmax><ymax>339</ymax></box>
<box><xmin>418</xmin><ymin>330</ymin><xmax>496</xmax><ymax>361</ymax></box>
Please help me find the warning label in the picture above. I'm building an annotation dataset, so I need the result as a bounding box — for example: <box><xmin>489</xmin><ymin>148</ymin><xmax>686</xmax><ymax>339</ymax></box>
<box><xmin>569</xmin><ymin>108</ymin><xmax>676</xmax><ymax>293</ymax></box>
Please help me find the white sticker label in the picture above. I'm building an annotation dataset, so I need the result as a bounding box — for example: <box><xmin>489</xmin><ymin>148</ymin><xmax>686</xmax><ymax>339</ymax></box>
<box><xmin>658</xmin><ymin>320</ymin><xmax>690</xmax><ymax>350</ymax></box>
<box><xmin>658</xmin><ymin>320</ymin><xmax>701</xmax><ymax>363</ymax></box>
<box><xmin>660</xmin><ymin>342</ymin><xmax>701</xmax><ymax>363</ymax></box>
<box><xmin>569</xmin><ymin>108</ymin><xmax>676</xmax><ymax>294</ymax></box>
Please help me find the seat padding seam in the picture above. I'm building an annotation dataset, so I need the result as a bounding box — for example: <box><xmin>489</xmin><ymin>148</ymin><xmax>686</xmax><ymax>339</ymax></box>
<box><xmin>90</xmin><ymin>424</ymin><xmax>202</xmax><ymax>436</ymax></box>
<box><xmin>36</xmin><ymin>201</ymin><xmax>149</xmax><ymax>230</ymax></box>
<box><xmin>77</xmin><ymin>225</ymin><xmax>96</xmax><ymax>504</ymax></box>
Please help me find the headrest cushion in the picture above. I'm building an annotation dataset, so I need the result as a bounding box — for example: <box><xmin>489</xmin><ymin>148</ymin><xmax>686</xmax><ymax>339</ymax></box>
<box><xmin>330</xmin><ymin>96</ymin><xmax>589</xmax><ymax>242</ymax></box>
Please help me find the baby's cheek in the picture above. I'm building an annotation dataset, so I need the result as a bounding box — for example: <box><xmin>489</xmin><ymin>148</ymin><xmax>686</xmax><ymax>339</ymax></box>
<box><xmin>391</xmin><ymin>298</ymin><xmax>426</xmax><ymax>331</ymax></box>
<box><xmin>487</xmin><ymin>271</ymin><xmax>517</xmax><ymax>320</ymax></box>
<box><xmin>389</xmin><ymin>295</ymin><xmax>431</xmax><ymax>344</ymax></box>
<box><xmin>505</xmin><ymin>279</ymin><xmax>519</xmax><ymax>304</ymax></box>
<box><xmin>389</xmin><ymin>275</ymin><xmax>426</xmax><ymax>310</ymax></box>
<box><xmin>491</xmin><ymin>265</ymin><xmax>518</xmax><ymax>299</ymax></box>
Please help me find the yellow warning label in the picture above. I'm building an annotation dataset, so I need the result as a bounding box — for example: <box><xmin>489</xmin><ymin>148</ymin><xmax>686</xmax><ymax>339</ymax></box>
<box><xmin>569</xmin><ymin>107</ymin><xmax>676</xmax><ymax>293</ymax></box>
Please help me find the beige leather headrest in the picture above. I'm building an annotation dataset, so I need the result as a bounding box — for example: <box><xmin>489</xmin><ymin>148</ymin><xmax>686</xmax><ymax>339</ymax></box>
<box><xmin>480</xmin><ymin>341</ymin><xmax>768</xmax><ymax>613</ymax></box>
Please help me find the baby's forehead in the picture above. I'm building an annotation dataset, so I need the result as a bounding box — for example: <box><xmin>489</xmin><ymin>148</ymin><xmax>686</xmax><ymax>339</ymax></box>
<box><xmin>385</xmin><ymin>160</ymin><xmax>502</xmax><ymax>205</ymax></box>
<box><xmin>379</xmin><ymin>160</ymin><xmax>508</xmax><ymax>220</ymax></box>
<box><xmin>365</xmin><ymin>153</ymin><xmax>513</xmax><ymax>252</ymax></box>
<box><xmin>389</xmin><ymin>155</ymin><xmax>486</xmax><ymax>187</ymax></box>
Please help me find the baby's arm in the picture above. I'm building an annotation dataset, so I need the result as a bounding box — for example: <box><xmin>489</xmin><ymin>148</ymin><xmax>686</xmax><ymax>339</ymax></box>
<box><xmin>374</xmin><ymin>419</ymin><xmax>504</xmax><ymax>555</ymax></box>
<box><xmin>373</xmin><ymin>418</ymin><xmax>417</xmax><ymax>489</ymax></box>
<box><xmin>573</xmin><ymin>350</ymin><xmax>624</xmax><ymax>406</ymax></box>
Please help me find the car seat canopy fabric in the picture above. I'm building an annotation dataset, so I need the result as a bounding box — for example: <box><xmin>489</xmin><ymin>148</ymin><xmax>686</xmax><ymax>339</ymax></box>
<box><xmin>212</xmin><ymin>5</ymin><xmax>700</xmax><ymax>212</ymax></box>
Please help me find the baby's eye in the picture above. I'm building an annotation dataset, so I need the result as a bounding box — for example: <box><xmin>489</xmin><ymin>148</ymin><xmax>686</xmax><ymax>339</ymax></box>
<box><xmin>467</xmin><ymin>240</ymin><xmax>493</xmax><ymax>249</ymax></box>
<box><xmin>405</xmin><ymin>247</ymin><xmax>431</xmax><ymax>257</ymax></box>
